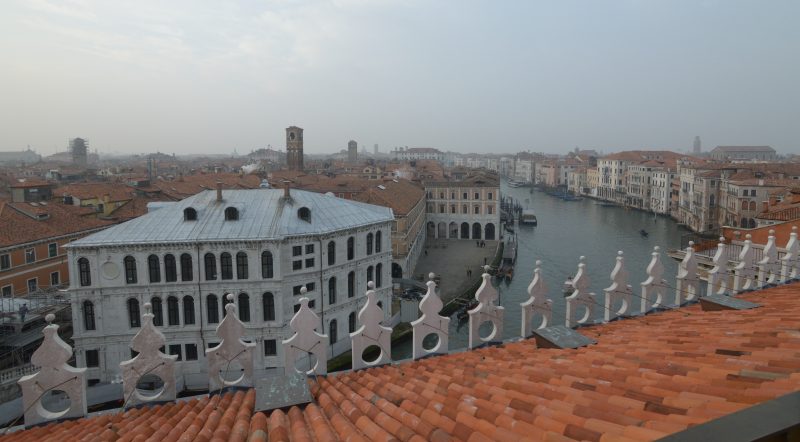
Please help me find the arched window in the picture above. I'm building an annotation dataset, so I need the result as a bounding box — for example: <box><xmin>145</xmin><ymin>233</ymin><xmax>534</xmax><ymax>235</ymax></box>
<box><xmin>183</xmin><ymin>296</ymin><xmax>195</xmax><ymax>325</ymax></box>
<box><xmin>349</xmin><ymin>312</ymin><xmax>356</xmax><ymax>333</ymax></box>
<box><xmin>327</xmin><ymin>241</ymin><xmax>336</xmax><ymax>266</ymax></box>
<box><xmin>329</xmin><ymin>319</ymin><xmax>338</xmax><ymax>344</ymax></box>
<box><xmin>298</xmin><ymin>207</ymin><xmax>311</xmax><ymax>222</ymax></box>
<box><xmin>183</xmin><ymin>207</ymin><xmax>197</xmax><ymax>221</ymax></box>
<box><xmin>225</xmin><ymin>207</ymin><xmax>239</xmax><ymax>221</ymax></box>
<box><xmin>474</xmin><ymin>205</ymin><xmax>480</xmax><ymax>214</ymax></box>
<box><xmin>261</xmin><ymin>251</ymin><xmax>274</xmax><ymax>278</ymax></box>
<box><xmin>180</xmin><ymin>253</ymin><xmax>193</xmax><ymax>281</ymax></box>
<box><xmin>262</xmin><ymin>292</ymin><xmax>275</xmax><ymax>321</ymax></box>
<box><xmin>78</xmin><ymin>257</ymin><xmax>91</xmax><ymax>287</ymax></box>
<box><xmin>148</xmin><ymin>255</ymin><xmax>161</xmax><ymax>283</ymax></box>
<box><xmin>348</xmin><ymin>271</ymin><xmax>355</xmax><ymax>298</ymax></box>
<box><xmin>167</xmin><ymin>296</ymin><xmax>179</xmax><ymax>325</ymax></box>
<box><xmin>236</xmin><ymin>252</ymin><xmax>248</xmax><ymax>279</ymax></box>
<box><xmin>347</xmin><ymin>237</ymin><xmax>355</xmax><ymax>260</ymax></box>
<box><xmin>127</xmin><ymin>298</ymin><xmax>141</xmax><ymax>328</ymax></box>
<box><xmin>366</xmin><ymin>233</ymin><xmax>373</xmax><ymax>255</ymax></box>
<box><xmin>220</xmin><ymin>252</ymin><xmax>233</xmax><ymax>280</ymax></box>
<box><xmin>83</xmin><ymin>300</ymin><xmax>95</xmax><ymax>331</ymax></box>
<box><xmin>376</xmin><ymin>263</ymin><xmax>383</xmax><ymax>287</ymax></box>
<box><xmin>164</xmin><ymin>254</ymin><xmax>177</xmax><ymax>282</ymax></box>
<box><xmin>375</xmin><ymin>231</ymin><xmax>382</xmax><ymax>253</ymax></box>
<box><xmin>367</xmin><ymin>266</ymin><xmax>374</xmax><ymax>286</ymax></box>
<box><xmin>238</xmin><ymin>293</ymin><xmax>250</xmax><ymax>322</ymax></box>
<box><xmin>749</xmin><ymin>201</ymin><xmax>757</xmax><ymax>211</ymax></box>
<box><xmin>204</xmin><ymin>253</ymin><xmax>217</xmax><ymax>280</ymax></box>
<box><xmin>151</xmin><ymin>297</ymin><xmax>163</xmax><ymax>326</ymax></box>
<box><xmin>124</xmin><ymin>256</ymin><xmax>137</xmax><ymax>284</ymax></box>
<box><xmin>328</xmin><ymin>277</ymin><xmax>337</xmax><ymax>305</ymax></box>
<box><xmin>207</xmin><ymin>294</ymin><xmax>219</xmax><ymax>324</ymax></box>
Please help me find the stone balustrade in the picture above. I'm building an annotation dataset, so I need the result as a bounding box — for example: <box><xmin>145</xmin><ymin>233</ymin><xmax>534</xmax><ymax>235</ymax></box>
<box><xmin>17</xmin><ymin>239</ymin><xmax>799</xmax><ymax>427</ymax></box>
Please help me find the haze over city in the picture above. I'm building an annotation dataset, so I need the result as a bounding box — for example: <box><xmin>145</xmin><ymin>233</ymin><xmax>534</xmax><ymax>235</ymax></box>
<box><xmin>2</xmin><ymin>0</ymin><xmax>799</xmax><ymax>155</ymax></box>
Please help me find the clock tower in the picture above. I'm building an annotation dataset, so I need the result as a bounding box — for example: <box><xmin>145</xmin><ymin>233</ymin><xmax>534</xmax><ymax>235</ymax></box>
<box><xmin>286</xmin><ymin>126</ymin><xmax>304</xmax><ymax>171</ymax></box>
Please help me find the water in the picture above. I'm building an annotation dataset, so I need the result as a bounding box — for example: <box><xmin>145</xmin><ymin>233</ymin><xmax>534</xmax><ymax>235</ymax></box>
<box><xmin>393</xmin><ymin>180</ymin><xmax>689</xmax><ymax>359</ymax></box>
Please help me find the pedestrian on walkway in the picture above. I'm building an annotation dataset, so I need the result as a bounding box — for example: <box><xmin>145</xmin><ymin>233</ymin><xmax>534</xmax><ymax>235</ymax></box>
<box><xmin>467</xmin><ymin>269</ymin><xmax>472</xmax><ymax>278</ymax></box>
<box><xmin>19</xmin><ymin>304</ymin><xmax>29</xmax><ymax>323</ymax></box>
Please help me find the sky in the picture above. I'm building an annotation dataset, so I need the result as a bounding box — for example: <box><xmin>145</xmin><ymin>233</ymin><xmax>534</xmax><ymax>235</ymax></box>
<box><xmin>1</xmin><ymin>0</ymin><xmax>798</xmax><ymax>156</ymax></box>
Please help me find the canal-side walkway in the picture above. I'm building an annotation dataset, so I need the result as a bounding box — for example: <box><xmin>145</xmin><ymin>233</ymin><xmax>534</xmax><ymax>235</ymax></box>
<box><xmin>413</xmin><ymin>238</ymin><xmax>499</xmax><ymax>302</ymax></box>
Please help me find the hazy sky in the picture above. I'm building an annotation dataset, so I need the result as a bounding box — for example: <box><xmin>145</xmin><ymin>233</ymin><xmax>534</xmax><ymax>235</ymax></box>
<box><xmin>1</xmin><ymin>0</ymin><xmax>798</xmax><ymax>156</ymax></box>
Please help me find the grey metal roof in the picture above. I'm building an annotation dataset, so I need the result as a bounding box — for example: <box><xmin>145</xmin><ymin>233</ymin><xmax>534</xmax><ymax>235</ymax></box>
<box><xmin>68</xmin><ymin>189</ymin><xmax>393</xmax><ymax>247</ymax></box>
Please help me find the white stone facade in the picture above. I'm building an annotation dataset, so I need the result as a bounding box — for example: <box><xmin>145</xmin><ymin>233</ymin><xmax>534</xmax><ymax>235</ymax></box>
<box><xmin>424</xmin><ymin>179</ymin><xmax>501</xmax><ymax>241</ymax></box>
<box><xmin>66</xmin><ymin>189</ymin><xmax>393</xmax><ymax>389</ymax></box>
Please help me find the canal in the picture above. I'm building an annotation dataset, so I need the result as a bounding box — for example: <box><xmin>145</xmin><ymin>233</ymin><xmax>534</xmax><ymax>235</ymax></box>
<box><xmin>393</xmin><ymin>180</ymin><xmax>690</xmax><ymax>358</ymax></box>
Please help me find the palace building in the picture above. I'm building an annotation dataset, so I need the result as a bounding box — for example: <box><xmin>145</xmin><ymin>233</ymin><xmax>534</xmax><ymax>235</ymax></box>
<box><xmin>65</xmin><ymin>186</ymin><xmax>393</xmax><ymax>389</ymax></box>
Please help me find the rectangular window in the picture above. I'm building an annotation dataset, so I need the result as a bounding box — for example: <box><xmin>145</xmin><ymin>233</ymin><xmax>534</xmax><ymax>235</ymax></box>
<box><xmin>25</xmin><ymin>248</ymin><xmax>35</xmax><ymax>264</ymax></box>
<box><xmin>305</xmin><ymin>244</ymin><xmax>314</xmax><ymax>254</ymax></box>
<box><xmin>305</xmin><ymin>258</ymin><xmax>314</xmax><ymax>268</ymax></box>
<box><xmin>0</xmin><ymin>254</ymin><xmax>9</xmax><ymax>270</ymax></box>
<box><xmin>293</xmin><ymin>285</ymin><xmax>302</xmax><ymax>295</ymax></box>
<box><xmin>86</xmin><ymin>350</ymin><xmax>99</xmax><ymax>367</ymax></box>
<box><xmin>264</xmin><ymin>339</ymin><xmax>277</xmax><ymax>356</ymax></box>
<box><xmin>1</xmin><ymin>286</ymin><xmax>11</xmax><ymax>297</ymax></box>
<box><xmin>292</xmin><ymin>260</ymin><xmax>302</xmax><ymax>271</ymax></box>
<box><xmin>292</xmin><ymin>246</ymin><xmax>302</xmax><ymax>256</ymax></box>
<box><xmin>48</xmin><ymin>243</ymin><xmax>58</xmax><ymax>258</ymax></box>
<box><xmin>50</xmin><ymin>272</ymin><xmax>60</xmax><ymax>286</ymax></box>
<box><xmin>185</xmin><ymin>344</ymin><xmax>198</xmax><ymax>361</ymax></box>
<box><xmin>307</xmin><ymin>282</ymin><xmax>315</xmax><ymax>292</ymax></box>
<box><xmin>168</xmin><ymin>344</ymin><xmax>183</xmax><ymax>361</ymax></box>
<box><xmin>27</xmin><ymin>278</ymin><xmax>37</xmax><ymax>294</ymax></box>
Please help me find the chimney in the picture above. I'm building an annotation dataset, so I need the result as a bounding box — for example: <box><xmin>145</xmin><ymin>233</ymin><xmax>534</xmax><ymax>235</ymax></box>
<box><xmin>284</xmin><ymin>182</ymin><xmax>291</xmax><ymax>199</ymax></box>
<box><xmin>216</xmin><ymin>181</ymin><xmax>223</xmax><ymax>202</ymax></box>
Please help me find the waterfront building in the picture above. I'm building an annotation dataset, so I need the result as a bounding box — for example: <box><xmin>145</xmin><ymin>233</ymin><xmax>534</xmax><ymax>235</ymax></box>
<box><xmin>65</xmin><ymin>187</ymin><xmax>393</xmax><ymax>388</ymax></box>
<box><xmin>424</xmin><ymin>172</ymin><xmax>500</xmax><ymax>240</ymax></box>
<box><xmin>512</xmin><ymin>153</ymin><xmax>534</xmax><ymax>184</ymax></box>
<box><xmin>710</xmin><ymin>145</ymin><xmax>777</xmax><ymax>161</ymax></box>
<box><xmin>650</xmin><ymin>167</ymin><xmax>677</xmax><ymax>215</ymax></box>
<box><xmin>597</xmin><ymin>151</ymin><xmax>685</xmax><ymax>205</ymax></box>
<box><xmin>586</xmin><ymin>167</ymin><xmax>600</xmax><ymax>197</ymax></box>
<box><xmin>566</xmin><ymin>167</ymin><xmax>588</xmax><ymax>195</ymax></box>
<box><xmin>391</xmin><ymin>147</ymin><xmax>444</xmax><ymax>162</ymax></box>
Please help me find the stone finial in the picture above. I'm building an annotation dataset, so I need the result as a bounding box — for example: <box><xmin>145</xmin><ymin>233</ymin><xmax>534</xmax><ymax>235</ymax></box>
<box><xmin>411</xmin><ymin>272</ymin><xmax>450</xmax><ymax>359</ymax></box>
<box><xmin>282</xmin><ymin>297</ymin><xmax>328</xmax><ymax>376</ymax></box>
<box><xmin>206</xmin><ymin>293</ymin><xmax>256</xmax><ymax>392</ymax></box>
<box><xmin>350</xmin><ymin>284</ymin><xmax>392</xmax><ymax>369</ymax></box>
<box><xmin>603</xmin><ymin>251</ymin><xmax>633</xmax><ymax>322</ymax></box>
<box><xmin>468</xmin><ymin>266</ymin><xmax>505</xmax><ymax>348</ymax></box>
<box><xmin>676</xmin><ymin>241</ymin><xmax>701</xmax><ymax>304</ymax></box>
<box><xmin>565</xmin><ymin>256</ymin><xmax>596</xmax><ymax>328</ymax></box>
<box><xmin>521</xmin><ymin>260</ymin><xmax>552</xmax><ymax>336</ymax></box>
<box><xmin>708</xmin><ymin>237</ymin><xmax>730</xmax><ymax>295</ymax></box>
<box><xmin>120</xmin><ymin>301</ymin><xmax>178</xmax><ymax>407</ymax></box>
<box><xmin>758</xmin><ymin>229</ymin><xmax>780</xmax><ymax>287</ymax></box>
<box><xmin>733</xmin><ymin>234</ymin><xmax>756</xmax><ymax>294</ymax></box>
<box><xmin>781</xmin><ymin>226</ymin><xmax>799</xmax><ymax>282</ymax></box>
<box><xmin>641</xmin><ymin>246</ymin><xmax>667</xmax><ymax>313</ymax></box>
<box><xmin>18</xmin><ymin>314</ymin><xmax>87</xmax><ymax>426</ymax></box>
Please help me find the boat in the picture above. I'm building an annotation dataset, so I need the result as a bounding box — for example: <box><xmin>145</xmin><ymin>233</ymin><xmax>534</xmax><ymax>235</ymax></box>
<box><xmin>639</xmin><ymin>229</ymin><xmax>649</xmax><ymax>237</ymax></box>
<box><xmin>508</xmin><ymin>180</ymin><xmax>524</xmax><ymax>188</ymax></box>
<box><xmin>520</xmin><ymin>210</ymin><xmax>538</xmax><ymax>226</ymax></box>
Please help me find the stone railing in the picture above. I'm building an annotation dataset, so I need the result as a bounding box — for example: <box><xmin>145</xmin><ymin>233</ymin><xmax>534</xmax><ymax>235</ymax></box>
<box><xmin>16</xmin><ymin>230</ymin><xmax>800</xmax><ymax>428</ymax></box>
<box><xmin>0</xmin><ymin>363</ymin><xmax>36</xmax><ymax>385</ymax></box>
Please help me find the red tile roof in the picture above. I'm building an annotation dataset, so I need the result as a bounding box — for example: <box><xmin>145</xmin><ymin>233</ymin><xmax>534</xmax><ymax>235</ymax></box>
<box><xmin>2</xmin><ymin>284</ymin><xmax>800</xmax><ymax>441</ymax></box>
<box><xmin>0</xmin><ymin>200</ymin><xmax>113</xmax><ymax>248</ymax></box>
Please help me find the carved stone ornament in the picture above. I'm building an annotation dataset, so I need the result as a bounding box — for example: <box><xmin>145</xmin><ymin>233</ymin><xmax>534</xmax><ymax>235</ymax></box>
<box><xmin>757</xmin><ymin>230</ymin><xmax>779</xmax><ymax>287</ymax></box>
<box><xmin>641</xmin><ymin>246</ymin><xmax>667</xmax><ymax>312</ymax></box>
<box><xmin>781</xmin><ymin>226</ymin><xmax>799</xmax><ymax>282</ymax></box>
<box><xmin>350</xmin><ymin>281</ymin><xmax>392</xmax><ymax>369</ymax></box>
<box><xmin>603</xmin><ymin>251</ymin><xmax>633</xmax><ymax>322</ymax></box>
<box><xmin>282</xmin><ymin>287</ymin><xmax>328</xmax><ymax>376</ymax></box>
<box><xmin>120</xmin><ymin>302</ymin><xmax>178</xmax><ymax>407</ymax></box>
<box><xmin>18</xmin><ymin>314</ymin><xmax>87</xmax><ymax>426</ymax></box>
<box><xmin>411</xmin><ymin>273</ymin><xmax>450</xmax><ymax>359</ymax></box>
<box><xmin>707</xmin><ymin>238</ymin><xmax>730</xmax><ymax>296</ymax></box>
<box><xmin>468</xmin><ymin>266</ymin><xmax>505</xmax><ymax>348</ymax></box>
<box><xmin>520</xmin><ymin>261</ymin><xmax>552</xmax><ymax>336</ymax></box>
<box><xmin>565</xmin><ymin>257</ymin><xmax>596</xmax><ymax>328</ymax></box>
<box><xmin>206</xmin><ymin>294</ymin><xmax>256</xmax><ymax>392</ymax></box>
<box><xmin>733</xmin><ymin>234</ymin><xmax>756</xmax><ymax>294</ymax></box>
<box><xmin>675</xmin><ymin>241</ymin><xmax>701</xmax><ymax>304</ymax></box>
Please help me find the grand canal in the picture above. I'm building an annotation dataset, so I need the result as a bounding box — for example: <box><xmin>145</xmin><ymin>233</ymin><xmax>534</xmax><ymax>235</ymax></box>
<box><xmin>393</xmin><ymin>180</ymin><xmax>690</xmax><ymax>358</ymax></box>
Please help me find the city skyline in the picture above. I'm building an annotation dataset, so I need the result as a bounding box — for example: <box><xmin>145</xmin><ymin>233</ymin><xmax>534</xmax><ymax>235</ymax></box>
<box><xmin>2</xmin><ymin>0</ymin><xmax>799</xmax><ymax>155</ymax></box>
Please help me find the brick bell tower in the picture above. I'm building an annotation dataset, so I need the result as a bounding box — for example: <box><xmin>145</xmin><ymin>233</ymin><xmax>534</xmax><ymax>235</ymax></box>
<box><xmin>286</xmin><ymin>126</ymin><xmax>304</xmax><ymax>171</ymax></box>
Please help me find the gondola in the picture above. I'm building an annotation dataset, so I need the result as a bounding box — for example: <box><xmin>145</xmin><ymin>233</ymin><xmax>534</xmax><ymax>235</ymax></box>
<box><xmin>639</xmin><ymin>229</ymin><xmax>649</xmax><ymax>237</ymax></box>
